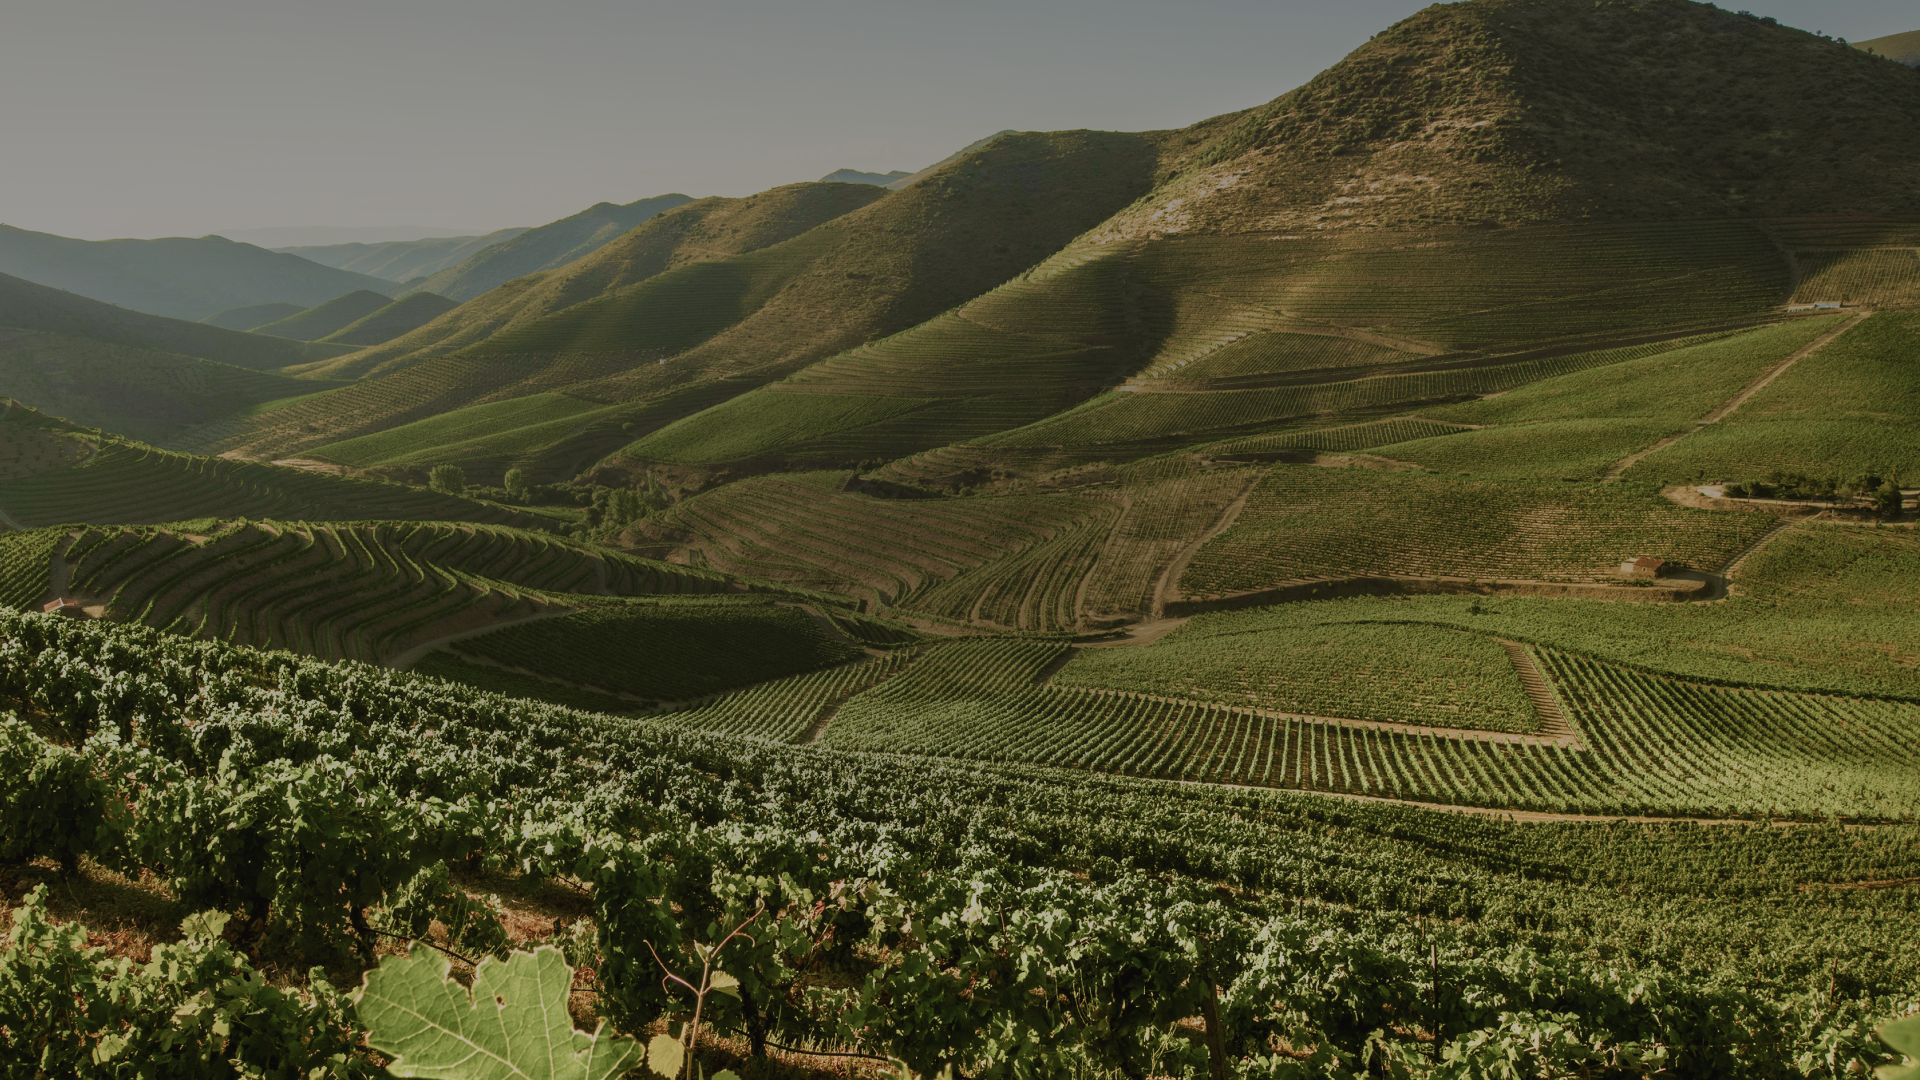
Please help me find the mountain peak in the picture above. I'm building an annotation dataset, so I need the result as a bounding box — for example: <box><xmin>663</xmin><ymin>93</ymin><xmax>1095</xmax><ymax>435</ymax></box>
<box><xmin>1093</xmin><ymin>0</ymin><xmax>1920</xmax><ymax>240</ymax></box>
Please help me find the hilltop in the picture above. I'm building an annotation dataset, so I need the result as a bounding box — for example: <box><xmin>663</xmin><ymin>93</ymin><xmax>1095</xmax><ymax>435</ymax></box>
<box><xmin>276</xmin><ymin>228</ymin><xmax>530</xmax><ymax>281</ymax></box>
<box><xmin>411</xmin><ymin>194</ymin><xmax>695</xmax><ymax>301</ymax></box>
<box><xmin>0</xmin><ymin>225</ymin><xmax>396</xmax><ymax>321</ymax></box>
<box><xmin>1091</xmin><ymin>0</ymin><xmax>1920</xmax><ymax>240</ymax></box>
<box><xmin>819</xmin><ymin>169</ymin><xmax>910</xmax><ymax>185</ymax></box>
<box><xmin>317</xmin><ymin>291</ymin><xmax>458</xmax><ymax>347</ymax></box>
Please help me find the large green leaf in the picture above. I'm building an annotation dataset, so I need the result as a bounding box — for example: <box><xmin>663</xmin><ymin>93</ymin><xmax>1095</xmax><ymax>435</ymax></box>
<box><xmin>356</xmin><ymin>946</ymin><xmax>643</xmax><ymax>1080</ymax></box>
<box><xmin>1882</xmin><ymin>1015</ymin><xmax>1920</xmax><ymax>1080</ymax></box>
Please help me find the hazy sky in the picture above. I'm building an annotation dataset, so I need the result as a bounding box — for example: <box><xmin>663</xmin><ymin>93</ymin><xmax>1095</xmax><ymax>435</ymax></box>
<box><xmin>3</xmin><ymin>0</ymin><xmax>1910</xmax><ymax>242</ymax></box>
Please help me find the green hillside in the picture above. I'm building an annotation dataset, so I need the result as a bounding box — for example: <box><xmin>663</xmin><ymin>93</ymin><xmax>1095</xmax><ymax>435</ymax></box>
<box><xmin>0</xmin><ymin>269</ymin><xmax>351</xmax><ymax>371</ymax></box>
<box><xmin>412</xmin><ymin>193</ymin><xmax>694</xmax><ymax>302</ymax></box>
<box><xmin>316</xmin><ymin>291</ymin><xmax>456</xmax><ymax>347</ymax></box>
<box><xmin>199</xmin><ymin>301</ymin><xmax>303</xmax><ymax>331</ymax></box>
<box><xmin>0</xmin><ymin>225</ymin><xmax>396</xmax><ymax>321</ymax></box>
<box><xmin>252</xmin><ymin>290</ymin><xmax>391</xmax><ymax>341</ymax></box>
<box><xmin>304</xmin><ymin>182</ymin><xmax>885</xmax><ymax>380</ymax></box>
<box><xmin>275</xmin><ymin>227</ymin><xmax>528</xmax><ymax>280</ymax></box>
<box><xmin>198</xmin><ymin>132</ymin><xmax>1172</xmax><ymax>468</ymax></box>
<box><xmin>0</xmin><ymin>330</ymin><xmax>327</xmax><ymax>442</ymax></box>
<box><xmin>0</xmin><ymin>404</ymin><xmax>533</xmax><ymax>529</ymax></box>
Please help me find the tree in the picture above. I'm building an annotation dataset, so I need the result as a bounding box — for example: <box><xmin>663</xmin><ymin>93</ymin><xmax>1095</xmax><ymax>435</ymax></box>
<box><xmin>429</xmin><ymin>465</ymin><xmax>467</xmax><ymax>497</ymax></box>
<box><xmin>1874</xmin><ymin>480</ymin><xmax>1905</xmax><ymax>519</ymax></box>
<box><xmin>504</xmin><ymin>468</ymin><xmax>530</xmax><ymax>502</ymax></box>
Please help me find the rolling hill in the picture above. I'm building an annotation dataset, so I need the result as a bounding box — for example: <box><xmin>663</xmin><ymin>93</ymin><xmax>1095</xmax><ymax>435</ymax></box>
<box><xmin>251</xmin><ymin>290</ymin><xmax>392</xmax><ymax>341</ymax></box>
<box><xmin>298</xmin><ymin>182</ymin><xmax>889</xmax><ymax>380</ymax></box>
<box><xmin>409</xmin><ymin>194</ymin><xmax>695</xmax><ymax>302</ymax></box>
<box><xmin>0</xmin><ymin>225</ymin><xmax>396</xmax><ymax>321</ymax></box>
<box><xmin>315</xmin><ymin>291</ymin><xmax>458</xmax><ymax>347</ymax></box>
<box><xmin>0</xmin><ymin>270</ymin><xmax>350</xmax><ymax>371</ymax></box>
<box><xmin>199</xmin><ymin>302</ymin><xmax>305</xmax><ymax>331</ymax></box>
<box><xmin>275</xmin><ymin>228</ymin><xmax>529</xmax><ymax>281</ymax></box>
<box><xmin>191</xmin><ymin>135</ymin><xmax>1174</xmax><ymax>473</ymax></box>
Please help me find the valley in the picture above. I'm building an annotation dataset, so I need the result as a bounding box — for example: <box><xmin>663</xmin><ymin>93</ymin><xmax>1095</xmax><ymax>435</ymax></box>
<box><xmin>4</xmin><ymin>0</ymin><xmax>1920</xmax><ymax>1076</ymax></box>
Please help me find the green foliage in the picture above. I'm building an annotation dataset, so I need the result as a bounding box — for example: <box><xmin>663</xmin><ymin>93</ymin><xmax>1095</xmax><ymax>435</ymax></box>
<box><xmin>0</xmin><ymin>887</ymin><xmax>369</xmax><ymax>1077</ymax></box>
<box><xmin>429</xmin><ymin>464</ymin><xmax>468</xmax><ymax>496</ymax></box>
<box><xmin>356</xmin><ymin>946</ymin><xmax>644</xmax><ymax>1080</ymax></box>
<box><xmin>504</xmin><ymin>467</ymin><xmax>530</xmax><ymax>502</ymax></box>
<box><xmin>0</xmin><ymin>525</ymin><xmax>61</xmax><ymax>610</ymax></box>
<box><xmin>1881</xmin><ymin>1015</ymin><xmax>1920</xmax><ymax>1080</ymax></box>
<box><xmin>127</xmin><ymin>755</ymin><xmax>469</xmax><ymax>958</ymax></box>
<box><xmin>0</xmin><ymin>718</ymin><xmax>121</xmax><ymax>874</ymax></box>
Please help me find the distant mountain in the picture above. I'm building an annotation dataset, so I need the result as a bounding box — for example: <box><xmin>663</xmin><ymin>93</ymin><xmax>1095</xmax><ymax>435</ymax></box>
<box><xmin>200</xmin><ymin>302</ymin><xmax>306</xmax><ymax>332</ymax></box>
<box><xmin>0</xmin><ymin>226</ymin><xmax>397</xmax><ymax>321</ymax></box>
<box><xmin>213</xmin><ymin>225</ymin><xmax>495</xmax><ymax>248</ymax></box>
<box><xmin>1856</xmin><ymin>30</ymin><xmax>1920</xmax><ymax>65</ymax></box>
<box><xmin>818</xmin><ymin>169</ymin><xmax>910</xmax><ymax>186</ymax></box>
<box><xmin>0</xmin><ymin>269</ymin><xmax>347</xmax><ymax>371</ymax></box>
<box><xmin>302</xmin><ymin>182</ymin><xmax>888</xmax><ymax>380</ymax></box>
<box><xmin>412</xmin><ymin>195</ymin><xmax>697</xmax><ymax>302</ymax></box>
<box><xmin>318</xmin><ymin>292</ymin><xmax>458</xmax><ymax>347</ymax></box>
<box><xmin>252</xmin><ymin>291</ymin><xmax>392</xmax><ymax>341</ymax></box>
<box><xmin>276</xmin><ymin>230</ymin><xmax>530</xmax><ymax>282</ymax></box>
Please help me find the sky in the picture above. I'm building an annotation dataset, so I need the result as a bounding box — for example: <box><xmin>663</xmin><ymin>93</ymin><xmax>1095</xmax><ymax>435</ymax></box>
<box><xmin>1</xmin><ymin>0</ymin><xmax>1911</xmax><ymax>243</ymax></box>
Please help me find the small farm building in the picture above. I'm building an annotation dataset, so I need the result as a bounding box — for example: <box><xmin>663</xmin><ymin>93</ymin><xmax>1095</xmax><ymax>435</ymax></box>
<box><xmin>41</xmin><ymin>598</ymin><xmax>87</xmax><ymax>618</ymax></box>
<box><xmin>1620</xmin><ymin>557</ymin><xmax>1668</xmax><ymax>578</ymax></box>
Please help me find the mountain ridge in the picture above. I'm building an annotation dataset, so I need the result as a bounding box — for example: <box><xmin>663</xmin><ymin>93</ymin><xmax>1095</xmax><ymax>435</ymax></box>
<box><xmin>410</xmin><ymin>194</ymin><xmax>696</xmax><ymax>302</ymax></box>
<box><xmin>0</xmin><ymin>225</ymin><xmax>398</xmax><ymax>321</ymax></box>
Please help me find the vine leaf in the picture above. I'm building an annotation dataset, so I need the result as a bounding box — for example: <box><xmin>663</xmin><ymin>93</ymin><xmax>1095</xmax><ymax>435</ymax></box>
<box><xmin>1882</xmin><ymin>1016</ymin><xmax>1920</xmax><ymax>1080</ymax></box>
<box><xmin>356</xmin><ymin>945</ymin><xmax>643</xmax><ymax>1080</ymax></box>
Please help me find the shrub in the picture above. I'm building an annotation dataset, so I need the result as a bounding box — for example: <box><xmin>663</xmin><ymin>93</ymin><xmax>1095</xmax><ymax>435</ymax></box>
<box><xmin>428</xmin><ymin>464</ymin><xmax>467</xmax><ymax>496</ymax></box>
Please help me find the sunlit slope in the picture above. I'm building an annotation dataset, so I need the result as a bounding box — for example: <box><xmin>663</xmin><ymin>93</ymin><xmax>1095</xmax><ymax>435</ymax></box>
<box><xmin>201</xmin><ymin>131</ymin><xmax>1172</xmax><ymax>468</ymax></box>
<box><xmin>618</xmin><ymin>221</ymin><xmax>1789</xmax><ymax>466</ymax></box>
<box><xmin>0</xmin><ymin>270</ymin><xmax>348</xmax><ymax>371</ymax></box>
<box><xmin>32</xmin><ymin>519</ymin><xmax>736</xmax><ymax>664</ymax></box>
<box><xmin>0</xmin><ymin>329</ymin><xmax>326</xmax><ymax>443</ymax></box>
<box><xmin>310</xmin><ymin>183</ymin><xmax>887</xmax><ymax>378</ymax></box>
<box><xmin>412</xmin><ymin>193</ymin><xmax>695</xmax><ymax>301</ymax></box>
<box><xmin>603</xmin><ymin>0</ymin><xmax>1920</xmax><ymax>470</ymax></box>
<box><xmin>0</xmin><ymin>405</ymin><xmax>529</xmax><ymax>529</ymax></box>
<box><xmin>1855</xmin><ymin>30</ymin><xmax>1920</xmax><ymax>65</ymax></box>
<box><xmin>1624</xmin><ymin>311</ymin><xmax>1920</xmax><ymax>482</ymax></box>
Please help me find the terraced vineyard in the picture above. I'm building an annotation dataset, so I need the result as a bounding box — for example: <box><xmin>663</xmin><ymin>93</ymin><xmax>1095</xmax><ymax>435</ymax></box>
<box><xmin>1056</xmin><ymin>617</ymin><xmax>1539</xmax><ymax>732</ymax></box>
<box><xmin>52</xmin><ymin>520</ymin><xmax>732</xmax><ymax>663</ymax></box>
<box><xmin>1180</xmin><ymin>466</ymin><xmax>1774</xmax><ymax>593</ymax></box>
<box><xmin>653</xmin><ymin>649</ymin><xmax>918</xmax><ymax>741</ymax></box>
<box><xmin>654</xmin><ymin>471</ymin><xmax>1120</xmax><ymax>629</ymax></box>
<box><xmin>813</xmin><ymin>638</ymin><xmax>1920</xmax><ymax>819</ymax></box>
<box><xmin>1075</xmin><ymin>456</ymin><xmax>1259</xmax><ymax>622</ymax></box>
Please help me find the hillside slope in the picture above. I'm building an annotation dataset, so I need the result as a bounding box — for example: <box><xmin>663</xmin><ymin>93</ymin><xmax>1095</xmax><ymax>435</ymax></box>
<box><xmin>251</xmin><ymin>290</ymin><xmax>391</xmax><ymax>341</ymax></box>
<box><xmin>1856</xmin><ymin>30</ymin><xmax>1920</xmax><ymax>65</ymax></box>
<box><xmin>0</xmin><ymin>226</ymin><xmax>397</xmax><ymax>321</ymax></box>
<box><xmin>412</xmin><ymin>194</ymin><xmax>695</xmax><ymax>301</ymax></box>
<box><xmin>0</xmin><ymin>271</ymin><xmax>349</xmax><ymax>371</ymax></box>
<box><xmin>304</xmin><ymin>182</ymin><xmax>887</xmax><ymax>379</ymax></box>
<box><xmin>0</xmin><ymin>329</ymin><xmax>324</xmax><ymax>442</ymax></box>
<box><xmin>317</xmin><ymin>292</ymin><xmax>458</xmax><ymax>347</ymax></box>
<box><xmin>276</xmin><ymin>228</ymin><xmax>529</xmax><ymax>280</ymax></box>
<box><xmin>197</xmin><ymin>133</ymin><xmax>1175</xmax><ymax>470</ymax></box>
